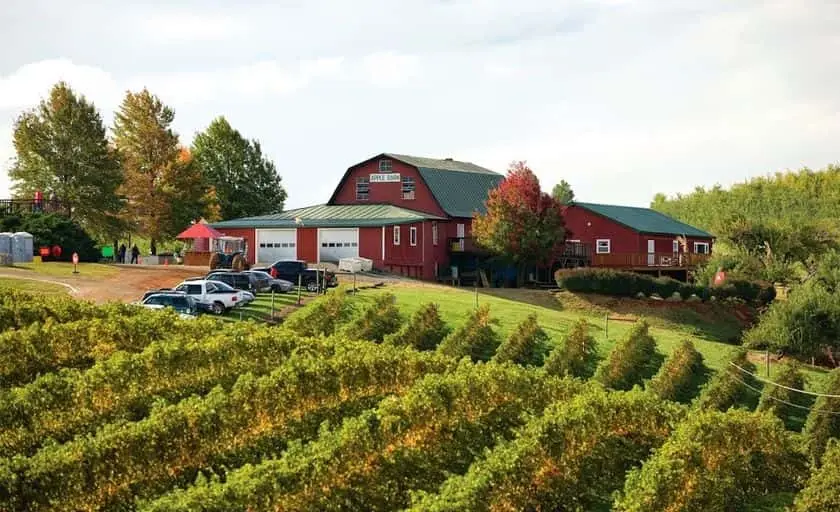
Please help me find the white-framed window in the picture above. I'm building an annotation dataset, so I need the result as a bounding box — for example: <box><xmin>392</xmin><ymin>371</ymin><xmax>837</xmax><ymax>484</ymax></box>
<box><xmin>393</xmin><ymin>226</ymin><xmax>400</xmax><ymax>245</ymax></box>
<box><xmin>693</xmin><ymin>242</ymin><xmax>710</xmax><ymax>254</ymax></box>
<box><xmin>379</xmin><ymin>159</ymin><xmax>393</xmax><ymax>173</ymax></box>
<box><xmin>356</xmin><ymin>177</ymin><xmax>369</xmax><ymax>200</ymax></box>
<box><xmin>596</xmin><ymin>239</ymin><xmax>611</xmax><ymax>254</ymax></box>
<box><xmin>673</xmin><ymin>240</ymin><xmax>679</xmax><ymax>253</ymax></box>
<box><xmin>432</xmin><ymin>221</ymin><xmax>438</xmax><ymax>246</ymax></box>
<box><xmin>410</xmin><ymin>226</ymin><xmax>417</xmax><ymax>246</ymax></box>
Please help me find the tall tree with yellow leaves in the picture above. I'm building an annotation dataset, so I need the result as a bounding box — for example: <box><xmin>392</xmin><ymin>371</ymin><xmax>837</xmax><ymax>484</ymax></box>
<box><xmin>112</xmin><ymin>89</ymin><xmax>217</xmax><ymax>251</ymax></box>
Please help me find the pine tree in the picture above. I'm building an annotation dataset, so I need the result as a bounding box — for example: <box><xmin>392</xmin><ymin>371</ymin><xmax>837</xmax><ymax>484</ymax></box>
<box><xmin>191</xmin><ymin>117</ymin><xmax>287</xmax><ymax>219</ymax></box>
<box><xmin>9</xmin><ymin>82</ymin><xmax>123</xmax><ymax>235</ymax></box>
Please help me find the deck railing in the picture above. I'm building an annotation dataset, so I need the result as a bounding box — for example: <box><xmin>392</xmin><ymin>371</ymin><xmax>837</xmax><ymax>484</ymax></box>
<box><xmin>448</xmin><ymin>237</ymin><xmax>483</xmax><ymax>254</ymax></box>
<box><xmin>0</xmin><ymin>199</ymin><xmax>64</xmax><ymax>217</ymax></box>
<box><xmin>592</xmin><ymin>252</ymin><xmax>710</xmax><ymax>268</ymax></box>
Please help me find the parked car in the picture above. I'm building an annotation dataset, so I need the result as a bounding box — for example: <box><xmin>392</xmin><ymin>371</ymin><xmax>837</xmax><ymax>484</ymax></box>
<box><xmin>204</xmin><ymin>271</ymin><xmax>256</xmax><ymax>293</ymax></box>
<box><xmin>256</xmin><ymin>260</ymin><xmax>338</xmax><ymax>292</ymax></box>
<box><xmin>244</xmin><ymin>270</ymin><xmax>293</xmax><ymax>293</ymax></box>
<box><xmin>174</xmin><ymin>279</ymin><xmax>253</xmax><ymax>315</ymax></box>
<box><xmin>139</xmin><ymin>292</ymin><xmax>199</xmax><ymax>319</ymax></box>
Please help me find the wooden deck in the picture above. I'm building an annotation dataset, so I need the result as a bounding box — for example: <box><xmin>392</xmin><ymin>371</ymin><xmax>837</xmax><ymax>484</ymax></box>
<box><xmin>592</xmin><ymin>252</ymin><xmax>709</xmax><ymax>269</ymax></box>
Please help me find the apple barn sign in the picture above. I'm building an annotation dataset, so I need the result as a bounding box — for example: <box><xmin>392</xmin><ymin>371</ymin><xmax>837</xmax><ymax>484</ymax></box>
<box><xmin>370</xmin><ymin>173</ymin><xmax>401</xmax><ymax>183</ymax></box>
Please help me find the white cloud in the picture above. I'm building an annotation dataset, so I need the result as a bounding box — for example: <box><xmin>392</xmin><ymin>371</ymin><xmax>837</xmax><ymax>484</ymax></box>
<box><xmin>138</xmin><ymin>12</ymin><xmax>248</xmax><ymax>43</ymax></box>
<box><xmin>0</xmin><ymin>59</ymin><xmax>120</xmax><ymax>110</ymax></box>
<box><xmin>361</xmin><ymin>52</ymin><xmax>422</xmax><ymax>88</ymax></box>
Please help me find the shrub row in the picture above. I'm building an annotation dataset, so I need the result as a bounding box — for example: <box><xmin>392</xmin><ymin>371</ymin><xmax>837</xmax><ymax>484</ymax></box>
<box><xmin>555</xmin><ymin>268</ymin><xmax>776</xmax><ymax>304</ymax></box>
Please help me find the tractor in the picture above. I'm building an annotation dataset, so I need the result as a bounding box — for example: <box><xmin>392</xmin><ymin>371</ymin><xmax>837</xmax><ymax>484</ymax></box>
<box><xmin>208</xmin><ymin>236</ymin><xmax>251</xmax><ymax>272</ymax></box>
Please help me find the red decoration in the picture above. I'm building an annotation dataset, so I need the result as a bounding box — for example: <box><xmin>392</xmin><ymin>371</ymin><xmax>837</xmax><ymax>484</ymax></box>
<box><xmin>52</xmin><ymin>245</ymin><xmax>62</xmax><ymax>258</ymax></box>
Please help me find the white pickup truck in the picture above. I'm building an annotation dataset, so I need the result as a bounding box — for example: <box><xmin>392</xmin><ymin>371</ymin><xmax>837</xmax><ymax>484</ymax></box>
<box><xmin>174</xmin><ymin>279</ymin><xmax>253</xmax><ymax>315</ymax></box>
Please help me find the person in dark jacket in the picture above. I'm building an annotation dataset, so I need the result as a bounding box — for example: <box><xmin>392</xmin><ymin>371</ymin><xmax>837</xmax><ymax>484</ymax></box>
<box><xmin>130</xmin><ymin>244</ymin><xmax>140</xmax><ymax>264</ymax></box>
<box><xmin>118</xmin><ymin>244</ymin><xmax>127</xmax><ymax>264</ymax></box>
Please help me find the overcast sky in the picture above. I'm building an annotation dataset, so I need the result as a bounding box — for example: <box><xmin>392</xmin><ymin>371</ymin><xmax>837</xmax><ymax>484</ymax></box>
<box><xmin>1</xmin><ymin>0</ymin><xmax>838</xmax><ymax>210</ymax></box>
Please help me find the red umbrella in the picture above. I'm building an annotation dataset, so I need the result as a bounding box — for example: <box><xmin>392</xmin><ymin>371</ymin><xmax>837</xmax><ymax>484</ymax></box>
<box><xmin>176</xmin><ymin>223</ymin><xmax>224</xmax><ymax>240</ymax></box>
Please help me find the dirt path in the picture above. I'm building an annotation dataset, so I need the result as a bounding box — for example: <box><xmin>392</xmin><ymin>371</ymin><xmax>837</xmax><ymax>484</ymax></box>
<box><xmin>0</xmin><ymin>265</ymin><xmax>205</xmax><ymax>303</ymax></box>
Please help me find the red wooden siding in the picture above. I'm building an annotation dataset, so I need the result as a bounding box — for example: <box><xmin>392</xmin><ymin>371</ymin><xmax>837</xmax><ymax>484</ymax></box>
<box><xmin>330</xmin><ymin>159</ymin><xmax>447</xmax><ymax>217</ymax></box>
<box><xmin>358</xmin><ymin>227</ymin><xmax>383</xmax><ymax>268</ymax></box>
<box><xmin>382</xmin><ymin>221</ymin><xmax>431</xmax><ymax>279</ymax></box>
<box><xmin>296</xmin><ymin>227</ymin><xmax>318</xmax><ymax>264</ymax></box>
<box><xmin>217</xmin><ymin>228</ymin><xmax>256</xmax><ymax>264</ymax></box>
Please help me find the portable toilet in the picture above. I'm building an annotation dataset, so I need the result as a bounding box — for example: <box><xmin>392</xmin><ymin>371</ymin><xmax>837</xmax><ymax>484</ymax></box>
<box><xmin>0</xmin><ymin>233</ymin><xmax>11</xmax><ymax>257</ymax></box>
<box><xmin>11</xmin><ymin>232</ymin><xmax>34</xmax><ymax>263</ymax></box>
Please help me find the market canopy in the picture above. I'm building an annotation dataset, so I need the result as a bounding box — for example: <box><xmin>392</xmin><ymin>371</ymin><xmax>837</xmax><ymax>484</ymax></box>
<box><xmin>176</xmin><ymin>223</ymin><xmax>224</xmax><ymax>240</ymax></box>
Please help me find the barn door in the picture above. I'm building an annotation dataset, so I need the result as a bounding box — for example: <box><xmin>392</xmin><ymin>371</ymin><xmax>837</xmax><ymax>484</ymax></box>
<box><xmin>647</xmin><ymin>240</ymin><xmax>656</xmax><ymax>266</ymax></box>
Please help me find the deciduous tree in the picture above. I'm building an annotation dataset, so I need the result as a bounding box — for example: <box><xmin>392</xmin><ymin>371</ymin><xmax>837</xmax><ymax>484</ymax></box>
<box><xmin>9</xmin><ymin>82</ymin><xmax>123</xmax><ymax>236</ymax></box>
<box><xmin>191</xmin><ymin>116</ymin><xmax>287</xmax><ymax>219</ymax></box>
<box><xmin>113</xmin><ymin>89</ymin><xmax>216</xmax><ymax>247</ymax></box>
<box><xmin>473</xmin><ymin>161</ymin><xmax>566</xmax><ymax>284</ymax></box>
<box><xmin>551</xmin><ymin>179</ymin><xmax>575</xmax><ymax>204</ymax></box>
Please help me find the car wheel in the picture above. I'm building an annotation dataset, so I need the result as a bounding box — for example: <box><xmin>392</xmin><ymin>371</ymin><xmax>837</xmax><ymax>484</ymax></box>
<box><xmin>305</xmin><ymin>281</ymin><xmax>319</xmax><ymax>293</ymax></box>
<box><xmin>212</xmin><ymin>301</ymin><xmax>226</xmax><ymax>315</ymax></box>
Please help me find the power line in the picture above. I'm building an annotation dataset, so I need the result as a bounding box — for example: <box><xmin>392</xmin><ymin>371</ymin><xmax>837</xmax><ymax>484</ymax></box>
<box><xmin>729</xmin><ymin>362</ymin><xmax>840</xmax><ymax>399</ymax></box>
<box><xmin>731</xmin><ymin>374</ymin><xmax>840</xmax><ymax>416</ymax></box>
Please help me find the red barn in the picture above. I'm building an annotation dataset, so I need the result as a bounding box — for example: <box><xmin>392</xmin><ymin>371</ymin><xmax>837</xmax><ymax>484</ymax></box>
<box><xmin>561</xmin><ymin>202</ymin><xmax>714</xmax><ymax>280</ymax></box>
<box><xmin>211</xmin><ymin>153</ymin><xmax>713</xmax><ymax>282</ymax></box>
<box><xmin>211</xmin><ymin>153</ymin><xmax>503</xmax><ymax>280</ymax></box>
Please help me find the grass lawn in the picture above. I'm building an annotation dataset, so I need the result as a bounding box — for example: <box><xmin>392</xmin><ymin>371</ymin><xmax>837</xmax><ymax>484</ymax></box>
<box><xmin>222</xmin><ymin>289</ymin><xmax>319</xmax><ymax>322</ymax></box>
<box><xmin>0</xmin><ymin>277</ymin><xmax>69</xmax><ymax>295</ymax></box>
<box><xmin>12</xmin><ymin>258</ymin><xmax>118</xmax><ymax>279</ymax></box>
<box><xmin>351</xmin><ymin>283</ymin><xmax>831</xmax><ymax>391</ymax></box>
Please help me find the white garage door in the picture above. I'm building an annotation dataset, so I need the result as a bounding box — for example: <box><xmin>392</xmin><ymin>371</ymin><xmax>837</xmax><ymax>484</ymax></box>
<box><xmin>319</xmin><ymin>228</ymin><xmax>359</xmax><ymax>262</ymax></box>
<box><xmin>256</xmin><ymin>229</ymin><xmax>296</xmax><ymax>263</ymax></box>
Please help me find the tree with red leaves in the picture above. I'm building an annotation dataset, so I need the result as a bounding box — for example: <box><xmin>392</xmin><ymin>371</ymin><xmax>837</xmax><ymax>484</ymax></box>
<box><xmin>473</xmin><ymin>161</ymin><xmax>566</xmax><ymax>284</ymax></box>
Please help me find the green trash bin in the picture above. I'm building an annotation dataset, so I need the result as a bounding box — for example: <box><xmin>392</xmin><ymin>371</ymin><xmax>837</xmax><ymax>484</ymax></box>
<box><xmin>101</xmin><ymin>246</ymin><xmax>114</xmax><ymax>260</ymax></box>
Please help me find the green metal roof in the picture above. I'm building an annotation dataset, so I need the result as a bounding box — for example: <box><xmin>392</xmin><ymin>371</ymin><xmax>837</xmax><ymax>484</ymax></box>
<box><xmin>384</xmin><ymin>154</ymin><xmax>503</xmax><ymax>218</ymax></box>
<box><xmin>211</xmin><ymin>204</ymin><xmax>445</xmax><ymax>229</ymax></box>
<box><xmin>575</xmin><ymin>202</ymin><xmax>714</xmax><ymax>238</ymax></box>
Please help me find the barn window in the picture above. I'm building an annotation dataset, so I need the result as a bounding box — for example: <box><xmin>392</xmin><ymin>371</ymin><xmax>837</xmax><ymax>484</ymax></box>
<box><xmin>673</xmin><ymin>240</ymin><xmax>679</xmax><ymax>253</ymax></box>
<box><xmin>410</xmin><ymin>227</ymin><xmax>417</xmax><ymax>246</ymax></box>
<box><xmin>432</xmin><ymin>221</ymin><xmax>438</xmax><ymax>246</ymax></box>
<box><xmin>596</xmin><ymin>239</ymin><xmax>611</xmax><ymax>254</ymax></box>
<box><xmin>401</xmin><ymin>177</ymin><xmax>415</xmax><ymax>199</ymax></box>
<box><xmin>393</xmin><ymin>226</ymin><xmax>400</xmax><ymax>245</ymax></box>
<box><xmin>379</xmin><ymin>159</ymin><xmax>393</xmax><ymax>173</ymax></box>
<box><xmin>356</xmin><ymin>177</ymin><xmax>369</xmax><ymax>200</ymax></box>
<box><xmin>693</xmin><ymin>242</ymin><xmax>709</xmax><ymax>254</ymax></box>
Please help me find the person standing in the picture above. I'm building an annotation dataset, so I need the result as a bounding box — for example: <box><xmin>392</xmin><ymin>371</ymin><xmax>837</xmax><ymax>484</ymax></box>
<box><xmin>130</xmin><ymin>244</ymin><xmax>140</xmax><ymax>264</ymax></box>
<box><xmin>118</xmin><ymin>244</ymin><xmax>127</xmax><ymax>264</ymax></box>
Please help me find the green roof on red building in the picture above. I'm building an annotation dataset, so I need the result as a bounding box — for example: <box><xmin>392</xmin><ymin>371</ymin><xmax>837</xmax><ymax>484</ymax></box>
<box><xmin>329</xmin><ymin>153</ymin><xmax>504</xmax><ymax>218</ymax></box>
<box><xmin>574</xmin><ymin>202</ymin><xmax>714</xmax><ymax>238</ymax></box>
<box><xmin>211</xmin><ymin>203</ymin><xmax>445</xmax><ymax>229</ymax></box>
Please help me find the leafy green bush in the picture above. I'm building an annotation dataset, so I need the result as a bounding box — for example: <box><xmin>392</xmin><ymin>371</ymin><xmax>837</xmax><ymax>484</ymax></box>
<box><xmin>647</xmin><ymin>339</ymin><xmax>706</xmax><ymax>403</ymax></box>
<box><xmin>543</xmin><ymin>318</ymin><xmax>598</xmax><ymax>378</ymax></box>
<box><xmin>743</xmin><ymin>280</ymin><xmax>840</xmax><ymax>361</ymax></box>
<box><xmin>437</xmin><ymin>304</ymin><xmax>500</xmax><ymax>362</ymax></box>
<box><xmin>802</xmin><ymin>368</ymin><xmax>840</xmax><ymax>466</ymax></box>
<box><xmin>794</xmin><ymin>439</ymin><xmax>840</xmax><ymax>511</ymax></box>
<box><xmin>554</xmin><ymin>268</ymin><xmax>773</xmax><ymax>304</ymax></box>
<box><xmin>383</xmin><ymin>303</ymin><xmax>450</xmax><ymax>351</ymax></box>
<box><xmin>756</xmin><ymin>360</ymin><xmax>808</xmax><ymax>429</ymax></box>
<box><xmin>492</xmin><ymin>314</ymin><xmax>547</xmax><ymax>367</ymax></box>
<box><xmin>340</xmin><ymin>293</ymin><xmax>402</xmax><ymax>342</ymax></box>
<box><xmin>1</xmin><ymin>212</ymin><xmax>99</xmax><ymax>261</ymax></box>
<box><xmin>283</xmin><ymin>288</ymin><xmax>354</xmax><ymax>337</ymax></box>
<box><xmin>693</xmin><ymin>348</ymin><xmax>759</xmax><ymax>411</ymax></box>
<box><xmin>593</xmin><ymin>320</ymin><xmax>662</xmax><ymax>390</ymax></box>
<box><xmin>615</xmin><ymin>409</ymin><xmax>807</xmax><ymax>511</ymax></box>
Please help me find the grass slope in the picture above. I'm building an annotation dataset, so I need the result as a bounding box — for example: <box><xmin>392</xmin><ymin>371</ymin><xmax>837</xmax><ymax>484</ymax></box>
<box><xmin>13</xmin><ymin>259</ymin><xmax>118</xmax><ymax>279</ymax></box>
<box><xmin>352</xmin><ymin>283</ymin><xmax>830</xmax><ymax>388</ymax></box>
<box><xmin>0</xmin><ymin>277</ymin><xmax>68</xmax><ymax>295</ymax></box>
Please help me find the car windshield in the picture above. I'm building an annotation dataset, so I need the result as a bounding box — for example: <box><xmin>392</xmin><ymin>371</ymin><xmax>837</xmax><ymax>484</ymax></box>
<box><xmin>209</xmin><ymin>280</ymin><xmax>235</xmax><ymax>291</ymax></box>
